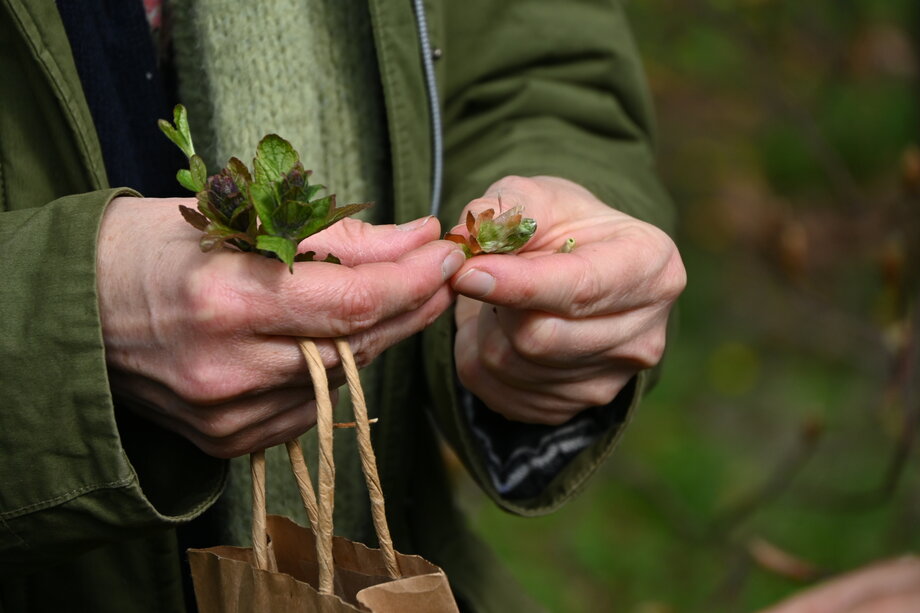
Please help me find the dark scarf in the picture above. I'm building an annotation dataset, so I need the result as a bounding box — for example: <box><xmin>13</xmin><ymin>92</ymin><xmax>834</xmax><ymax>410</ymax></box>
<box><xmin>55</xmin><ymin>0</ymin><xmax>185</xmax><ymax>196</ymax></box>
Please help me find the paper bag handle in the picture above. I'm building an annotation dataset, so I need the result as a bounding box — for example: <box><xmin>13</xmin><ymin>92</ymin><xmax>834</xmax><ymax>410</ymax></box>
<box><xmin>249</xmin><ymin>337</ymin><xmax>401</xmax><ymax>594</ymax></box>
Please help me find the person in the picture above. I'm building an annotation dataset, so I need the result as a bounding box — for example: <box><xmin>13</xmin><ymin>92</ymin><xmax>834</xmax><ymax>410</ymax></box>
<box><xmin>0</xmin><ymin>0</ymin><xmax>685</xmax><ymax>611</ymax></box>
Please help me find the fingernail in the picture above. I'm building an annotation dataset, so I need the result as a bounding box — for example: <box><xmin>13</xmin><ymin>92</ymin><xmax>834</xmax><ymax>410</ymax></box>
<box><xmin>397</xmin><ymin>216</ymin><xmax>433</xmax><ymax>231</ymax></box>
<box><xmin>454</xmin><ymin>268</ymin><xmax>495</xmax><ymax>297</ymax></box>
<box><xmin>441</xmin><ymin>249</ymin><xmax>466</xmax><ymax>280</ymax></box>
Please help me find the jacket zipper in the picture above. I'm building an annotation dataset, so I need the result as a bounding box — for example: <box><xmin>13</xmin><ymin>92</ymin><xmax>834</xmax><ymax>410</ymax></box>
<box><xmin>410</xmin><ymin>0</ymin><xmax>444</xmax><ymax>218</ymax></box>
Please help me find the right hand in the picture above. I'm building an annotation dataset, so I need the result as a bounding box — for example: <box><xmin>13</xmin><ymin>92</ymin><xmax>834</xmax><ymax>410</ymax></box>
<box><xmin>759</xmin><ymin>556</ymin><xmax>920</xmax><ymax>613</ymax></box>
<box><xmin>97</xmin><ymin>197</ymin><xmax>465</xmax><ymax>458</ymax></box>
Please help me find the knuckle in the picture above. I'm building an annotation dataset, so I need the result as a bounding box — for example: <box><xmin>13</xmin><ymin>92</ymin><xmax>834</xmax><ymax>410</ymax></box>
<box><xmin>568</xmin><ymin>267</ymin><xmax>602</xmax><ymax>315</ymax></box>
<box><xmin>174</xmin><ymin>359</ymin><xmax>246</xmax><ymax>405</ymax></box>
<box><xmin>662</xmin><ymin>247</ymin><xmax>688</xmax><ymax>301</ymax></box>
<box><xmin>184</xmin><ymin>267</ymin><xmax>248</xmax><ymax>331</ymax></box>
<box><xmin>465</xmin><ymin>196</ymin><xmax>495</xmax><ymax>213</ymax></box>
<box><xmin>643</xmin><ymin>328</ymin><xmax>668</xmax><ymax>366</ymax></box>
<box><xmin>479</xmin><ymin>331</ymin><xmax>513</xmax><ymax>374</ymax></box>
<box><xmin>577</xmin><ymin>379</ymin><xmax>624</xmax><ymax>408</ymax></box>
<box><xmin>510</xmin><ymin>317</ymin><xmax>558</xmax><ymax>362</ymax></box>
<box><xmin>619</xmin><ymin>325</ymin><xmax>667</xmax><ymax>369</ymax></box>
<box><xmin>491</xmin><ymin>175</ymin><xmax>542</xmax><ymax>199</ymax></box>
<box><xmin>455</xmin><ymin>352</ymin><xmax>481</xmax><ymax>390</ymax></box>
<box><xmin>334</xmin><ymin>274</ymin><xmax>381</xmax><ymax>333</ymax></box>
<box><xmin>175</xmin><ymin>362</ymin><xmax>222</xmax><ymax>404</ymax></box>
<box><xmin>347</xmin><ymin>337</ymin><xmax>378</xmax><ymax>370</ymax></box>
<box><xmin>195</xmin><ymin>412</ymin><xmax>245</xmax><ymax>441</ymax></box>
<box><xmin>645</xmin><ymin>228</ymin><xmax>686</xmax><ymax>302</ymax></box>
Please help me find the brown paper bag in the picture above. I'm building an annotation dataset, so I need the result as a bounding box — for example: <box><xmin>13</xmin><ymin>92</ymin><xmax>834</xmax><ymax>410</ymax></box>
<box><xmin>188</xmin><ymin>338</ymin><xmax>459</xmax><ymax>612</ymax></box>
<box><xmin>189</xmin><ymin>516</ymin><xmax>458</xmax><ymax>612</ymax></box>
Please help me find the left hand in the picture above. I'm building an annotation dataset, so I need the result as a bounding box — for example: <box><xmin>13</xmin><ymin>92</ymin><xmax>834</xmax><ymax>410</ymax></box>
<box><xmin>449</xmin><ymin>176</ymin><xmax>686</xmax><ymax>425</ymax></box>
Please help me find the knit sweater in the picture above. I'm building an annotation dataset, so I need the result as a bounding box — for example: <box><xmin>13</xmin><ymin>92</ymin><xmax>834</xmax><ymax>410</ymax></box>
<box><xmin>169</xmin><ymin>0</ymin><xmax>390</xmax><ymax>547</ymax></box>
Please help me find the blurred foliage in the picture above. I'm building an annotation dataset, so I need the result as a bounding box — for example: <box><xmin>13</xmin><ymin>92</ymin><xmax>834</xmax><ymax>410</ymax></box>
<box><xmin>456</xmin><ymin>0</ymin><xmax>920</xmax><ymax>611</ymax></box>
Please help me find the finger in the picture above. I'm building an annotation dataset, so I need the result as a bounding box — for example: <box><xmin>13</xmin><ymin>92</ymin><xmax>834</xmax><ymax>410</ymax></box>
<box><xmin>457</xmin><ymin>316</ymin><xmax>633</xmax><ymax>418</ymax></box>
<box><xmin>112</xmin><ymin>371</ymin><xmax>315</xmax><ymax>430</ymax></box>
<box><xmin>160</xmin><ymin>281</ymin><xmax>454</xmax><ymax>403</ymax></box>
<box><xmin>454</xmin><ymin>338</ymin><xmax>597</xmax><ymax>426</ymax></box>
<box><xmin>451</xmin><ymin>230</ymin><xmax>681</xmax><ymax>317</ymax></box>
<box><xmin>189</xmin><ymin>239</ymin><xmax>465</xmax><ymax>338</ymax></box>
<box><xmin>850</xmin><ymin>592</ymin><xmax>920</xmax><ymax>613</ymax></box>
<box><xmin>194</xmin><ymin>396</ymin><xmax>324</xmax><ymax>458</ymax></box>
<box><xmin>284</xmin><ymin>282</ymin><xmax>454</xmax><ymax>384</ymax></box>
<box><xmin>449</xmin><ymin>176</ymin><xmax>614</xmax><ymax>250</ymax></box>
<box><xmin>167</xmin><ymin>399</ymin><xmax>321</xmax><ymax>458</ymax></box>
<box><xmin>760</xmin><ymin>557</ymin><xmax>920</xmax><ymax>613</ymax></box>
<box><xmin>459</xmin><ymin>309</ymin><xmax>608</xmax><ymax>383</ymax></box>
<box><xmin>297</xmin><ymin>216</ymin><xmax>442</xmax><ymax>266</ymax></box>
<box><xmin>491</xmin><ymin>305</ymin><xmax>670</xmax><ymax>370</ymax></box>
<box><xmin>455</xmin><ymin>295</ymin><xmax>483</xmax><ymax>329</ymax></box>
<box><xmin>112</xmin><ymin>375</ymin><xmax>326</xmax><ymax>458</ymax></box>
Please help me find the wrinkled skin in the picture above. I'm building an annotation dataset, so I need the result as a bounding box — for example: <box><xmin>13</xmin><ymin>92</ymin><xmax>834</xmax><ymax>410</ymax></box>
<box><xmin>97</xmin><ymin>197</ymin><xmax>465</xmax><ymax>458</ymax></box>
<box><xmin>98</xmin><ymin>174</ymin><xmax>686</xmax><ymax>457</ymax></box>
<box><xmin>448</xmin><ymin>176</ymin><xmax>686</xmax><ymax>425</ymax></box>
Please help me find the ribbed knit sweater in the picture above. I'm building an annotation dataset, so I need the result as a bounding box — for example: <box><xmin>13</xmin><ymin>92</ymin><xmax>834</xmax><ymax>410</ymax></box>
<box><xmin>170</xmin><ymin>0</ymin><xmax>389</xmax><ymax>547</ymax></box>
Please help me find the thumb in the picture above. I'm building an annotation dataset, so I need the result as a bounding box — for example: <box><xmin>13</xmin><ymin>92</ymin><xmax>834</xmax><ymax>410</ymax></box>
<box><xmin>296</xmin><ymin>215</ymin><xmax>442</xmax><ymax>266</ymax></box>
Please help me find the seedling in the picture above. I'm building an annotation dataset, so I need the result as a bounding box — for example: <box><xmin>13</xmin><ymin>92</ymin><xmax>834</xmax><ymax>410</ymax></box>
<box><xmin>159</xmin><ymin>104</ymin><xmax>370</xmax><ymax>271</ymax></box>
<box><xmin>160</xmin><ymin>107</ymin><xmax>407</xmax><ymax>595</ymax></box>
<box><xmin>444</xmin><ymin>198</ymin><xmax>537</xmax><ymax>258</ymax></box>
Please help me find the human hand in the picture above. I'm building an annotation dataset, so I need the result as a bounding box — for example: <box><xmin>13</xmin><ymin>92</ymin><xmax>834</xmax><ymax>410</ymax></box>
<box><xmin>758</xmin><ymin>556</ymin><xmax>920</xmax><ymax>613</ymax></box>
<box><xmin>97</xmin><ymin>197</ymin><xmax>466</xmax><ymax>457</ymax></box>
<box><xmin>449</xmin><ymin>176</ymin><xmax>685</xmax><ymax>425</ymax></box>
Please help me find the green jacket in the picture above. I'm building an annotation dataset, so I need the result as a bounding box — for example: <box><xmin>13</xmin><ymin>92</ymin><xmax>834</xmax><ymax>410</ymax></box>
<box><xmin>0</xmin><ymin>0</ymin><xmax>674</xmax><ymax>611</ymax></box>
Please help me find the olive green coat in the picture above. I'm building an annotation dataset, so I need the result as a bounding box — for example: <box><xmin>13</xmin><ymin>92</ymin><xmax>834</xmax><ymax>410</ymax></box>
<box><xmin>0</xmin><ymin>0</ymin><xmax>674</xmax><ymax>611</ymax></box>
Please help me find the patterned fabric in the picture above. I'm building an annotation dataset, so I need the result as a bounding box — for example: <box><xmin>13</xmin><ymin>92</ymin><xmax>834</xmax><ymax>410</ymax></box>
<box><xmin>462</xmin><ymin>383</ymin><xmax>633</xmax><ymax>500</ymax></box>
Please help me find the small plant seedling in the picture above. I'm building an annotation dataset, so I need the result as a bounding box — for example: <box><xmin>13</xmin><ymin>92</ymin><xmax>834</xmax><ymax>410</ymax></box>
<box><xmin>444</xmin><ymin>199</ymin><xmax>537</xmax><ymax>258</ymax></box>
<box><xmin>159</xmin><ymin>104</ymin><xmax>370</xmax><ymax>272</ymax></box>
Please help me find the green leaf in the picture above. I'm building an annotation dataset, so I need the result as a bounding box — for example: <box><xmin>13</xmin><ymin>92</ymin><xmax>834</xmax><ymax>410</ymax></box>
<box><xmin>478</xmin><ymin>205</ymin><xmax>537</xmax><ymax>253</ymax></box>
<box><xmin>158</xmin><ymin>104</ymin><xmax>195</xmax><ymax>159</ymax></box>
<box><xmin>291</xmin><ymin>196</ymin><xmax>335</xmax><ymax>240</ymax></box>
<box><xmin>190</xmin><ymin>155</ymin><xmax>208</xmax><ymax>192</ymax></box>
<box><xmin>162</xmin><ymin>109</ymin><xmax>375</xmax><ymax>267</ymax></box>
<box><xmin>303</xmin><ymin>183</ymin><xmax>324</xmax><ymax>202</ymax></box>
<box><xmin>228</xmin><ymin>201</ymin><xmax>253</xmax><ymax>228</ymax></box>
<box><xmin>327</xmin><ymin>201</ymin><xmax>372</xmax><ymax>225</ymax></box>
<box><xmin>248</xmin><ymin>182</ymin><xmax>279</xmax><ymax>236</ymax></box>
<box><xmin>256</xmin><ymin>235</ymin><xmax>297</xmax><ymax>272</ymax></box>
<box><xmin>253</xmin><ymin>134</ymin><xmax>299</xmax><ymax>187</ymax></box>
<box><xmin>173</xmin><ymin>105</ymin><xmax>193</xmax><ymax>151</ymax></box>
<box><xmin>227</xmin><ymin>157</ymin><xmax>252</xmax><ymax>189</ymax></box>
<box><xmin>176</xmin><ymin>169</ymin><xmax>198</xmax><ymax>193</ymax></box>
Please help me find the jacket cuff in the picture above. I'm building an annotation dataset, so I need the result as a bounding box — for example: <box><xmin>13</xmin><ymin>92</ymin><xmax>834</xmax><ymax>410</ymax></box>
<box><xmin>458</xmin><ymin>378</ymin><xmax>635</xmax><ymax>501</ymax></box>
<box><xmin>423</xmin><ymin>309</ymin><xmax>645</xmax><ymax>516</ymax></box>
<box><xmin>0</xmin><ymin>189</ymin><xmax>225</xmax><ymax>568</ymax></box>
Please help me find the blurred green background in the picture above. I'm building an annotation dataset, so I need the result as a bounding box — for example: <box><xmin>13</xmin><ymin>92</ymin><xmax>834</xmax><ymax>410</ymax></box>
<box><xmin>456</xmin><ymin>1</ymin><xmax>920</xmax><ymax>611</ymax></box>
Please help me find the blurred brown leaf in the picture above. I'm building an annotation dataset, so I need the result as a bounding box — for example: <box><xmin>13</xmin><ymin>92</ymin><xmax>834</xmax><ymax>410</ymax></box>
<box><xmin>747</xmin><ymin>537</ymin><xmax>822</xmax><ymax>582</ymax></box>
